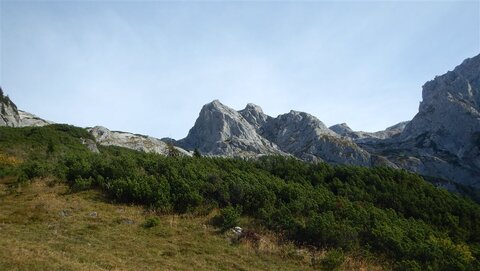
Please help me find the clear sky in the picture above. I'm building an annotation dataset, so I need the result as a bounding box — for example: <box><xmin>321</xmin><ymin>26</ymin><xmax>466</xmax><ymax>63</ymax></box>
<box><xmin>1</xmin><ymin>1</ymin><xmax>479</xmax><ymax>139</ymax></box>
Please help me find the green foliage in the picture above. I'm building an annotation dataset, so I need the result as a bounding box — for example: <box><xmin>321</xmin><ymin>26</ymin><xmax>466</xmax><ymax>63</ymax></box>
<box><xmin>166</xmin><ymin>143</ymin><xmax>180</xmax><ymax>157</ymax></box>
<box><xmin>320</xmin><ymin>249</ymin><xmax>345</xmax><ymax>271</ymax></box>
<box><xmin>395</xmin><ymin>260</ymin><xmax>422</xmax><ymax>271</ymax></box>
<box><xmin>193</xmin><ymin>148</ymin><xmax>202</xmax><ymax>158</ymax></box>
<box><xmin>213</xmin><ymin>206</ymin><xmax>241</xmax><ymax>232</ymax></box>
<box><xmin>72</xmin><ymin>177</ymin><xmax>94</xmax><ymax>192</ymax></box>
<box><xmin>142</xmin><ymin>217</ymin><xmax>161</xmax><ymax>228</ymax></box>
<box><xmin>1</xmin><ymin>125</ymin><xmax>480</xmax><ymax>270</ymax></box>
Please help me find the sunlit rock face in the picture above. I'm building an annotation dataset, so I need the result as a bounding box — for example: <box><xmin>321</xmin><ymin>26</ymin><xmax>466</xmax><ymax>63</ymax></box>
<box><xmin>363</xmin><ymin>54</ymin><xmax>480</xmax><ymax>187</ymax></box>
<box><xmin>0</xmin><ymin>87</ymin><xmax>21</xmax><ymax>127</ymax></box>
<box><xmin>89</xmin><ymin>126</ymin><xmax>191</xmax><ymax>156</ymax></box>
<box><xmin>178</xmin><ymin>100</ymin><xmax>284</xmax><ymax>157</ymax></box>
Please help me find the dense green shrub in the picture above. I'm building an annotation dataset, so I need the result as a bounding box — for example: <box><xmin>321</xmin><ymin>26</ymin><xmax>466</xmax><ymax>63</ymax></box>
<box><xmin>320</xmin><ymin>249</ymin><xmax>345</xmax><ymax>271</ymax></box>
<box><xmin>1</xmin><ymin>125</ymin><xmax>479</xmax><ymax>270</ymax></box>
<box><xmin>213</xmin><ymin>206</ymin><xmax>241</xmax><ymax>232</ymax></box>
<box><xmin>142</xmin><ymin>217</ymin><xmax>161</xmax><ymax>228</ymax></box>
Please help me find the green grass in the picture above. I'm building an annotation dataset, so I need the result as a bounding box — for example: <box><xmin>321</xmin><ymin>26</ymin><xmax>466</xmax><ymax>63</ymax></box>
<box><xmin>0</xmin><ymin>179</ymin><xmax>383</xmax><ymax>270</ymax></box>
<box><xmin>1</xmin><ymin>125</ymin><xmax>479</xmax><ymax>270</ymax></box>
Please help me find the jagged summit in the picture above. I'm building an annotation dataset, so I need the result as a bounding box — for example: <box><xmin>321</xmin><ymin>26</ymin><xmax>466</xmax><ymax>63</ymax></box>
<box><xmin>1</xmin><ymin>88</ymin><xmax>51</xmax><ymax>127</ymax></box>
<box><xmin>1</xmin><ymin>54</ymin><xmax>479</xmax><ymax>190</ymax></box>
<box><xmin>178</xmin><ymin>100</ymin><xmax>283</xmax><ymax>157</ymax></box>
<box><xmin>259</xmin><ymin>111</ymin><xmax>370</xmax><ymax>165</ymax></box>
<box><xmin>330</xmin><ymin>123</ymin><xmax>354</xmax><ymax>136</ymax></box>
<box><xmin>330</xmin><ymin>121</ymin><xmax>409</xmax><ymax>141</ymax></box>
<box><xmin>239</xmin><ymin>102</ymin><xmax>271</xmax><ymax>130</ymax></box>
<box><xmin>1</xmin><ymin>87</ymin><xmax>21</xmax><ymax>127</ymax></box>
<box><xmin>244</xmin><ymin>103</ymin><xmax>264</xmax><ymax>113</ymax></box>
<box><xmin>368</xmin><ymin>54</ymin><xmax>480</xmax><ymax>187</ymax></box>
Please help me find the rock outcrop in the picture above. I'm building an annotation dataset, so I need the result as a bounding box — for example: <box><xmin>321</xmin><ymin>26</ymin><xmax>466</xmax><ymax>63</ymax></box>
<box><xmin>259</xmin><ymin>111</ymin><xmax>371</xmax><ymax>165</ymax></box>
<box><xmin>330</xmin><ymin>121</ymin><xmax>408</xmax><ymax>142</ymax></box>
<box><xmin>178</xmin><ymin>100</ymin><xmax>283</xmax><ymax>157</ymax></box>
<box><xmin>180</xmin><ymin>101</ymin><xmax>371</xmax><ymax>165</ymax></box>
<box><xmin>2</xmin><ymin>54</ymin><xmax>479</xmax><ymax>191</ymax></box>
<box><xmin>0</xmin><ymin>88</ymin><xmax>21</xmax><ymax>127</ymax></box>
<box><xmin>361</xmin><ymin>54</ymin><xmax>480</xmax><ymax>187</ymax></box>
<box><xmin>18</xmin><ymin>110</ymin><xmax>52</xmax><ymax>127</ymax></box>
<box><xmin>89</xmin><ymin>126</ymin><xmax>191</xmax><ymax>156</ymax></box>
<box><xmin>0</xmin><ymin>87</ymin><xmax>52</xmax><ymax>127</ymax></box>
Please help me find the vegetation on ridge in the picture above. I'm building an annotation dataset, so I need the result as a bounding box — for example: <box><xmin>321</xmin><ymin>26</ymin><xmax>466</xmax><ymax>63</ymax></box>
<box><xmin>1</xmin><ymin>124</ymin><xmax>479</xmax><ymax>270</ymax></box>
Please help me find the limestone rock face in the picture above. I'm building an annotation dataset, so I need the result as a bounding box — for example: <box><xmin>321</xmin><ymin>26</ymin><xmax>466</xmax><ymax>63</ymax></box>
<box><xmin>18</xmin><ymin>110</ymin><xmax>52</xmax><ymax>127</ymax></box>
<box><xmin>238</xmin><ymin>103</ymin><xmax>272</xmax><ymax>130</ymax></box>
<box><xmin>401</xmin><ymin>55</ymin><xmax>480</xmax><ymax>154</ymax></box>
<box><xmin>0</xmin><ymin>88</ymin><xmax>21</xmax><ymax>127</ymax></box>
<box><xmin>181</xmin><ymin>100</ymin><xmax>370</xmax><ymax>165</ymax></box>
<box><xmin>330</xmin><ymin>121</ymin><xmax>408</xmax><ymax>142</ymax></box>
<box><xmin>363</xmin><ymin>54</ymin><xmax>480</xmax><ymax>187</ymax></box>
<box><xmin>260</xmin><ymin>111</ymin><xmax>371</xmax><ymax>166</ymax></box>
<box><xmin>89</xmin><ymin>126</ymin><xmax>191</xmax><ymax>156</ymax></box>
<box><xmin>178</xmin><ymin>100</ymin><xmax>283</xmax><ymax>157</ymax></box>
<box><xmin>1</xmin><ymin>88</ymin><xmax>52</xmax><ymax>127</ymax></box>
<box><xmin>329</xmin><ymin>123</ymin><xmax>356</xmax><ymax>138</ymax></box>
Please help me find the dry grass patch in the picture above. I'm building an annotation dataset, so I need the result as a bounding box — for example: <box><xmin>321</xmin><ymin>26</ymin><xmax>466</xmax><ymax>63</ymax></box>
<box><xmin>0</xmin><ymin>179</ymin><xmax>385</xmax><ymax>271</ymax></box>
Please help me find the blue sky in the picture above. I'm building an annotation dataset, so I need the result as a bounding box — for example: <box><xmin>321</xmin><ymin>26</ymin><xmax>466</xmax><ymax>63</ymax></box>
<box><xmin>1</xmin><ymin>1</ymin><xmax>479</xmax><ymax>139</ymax></box>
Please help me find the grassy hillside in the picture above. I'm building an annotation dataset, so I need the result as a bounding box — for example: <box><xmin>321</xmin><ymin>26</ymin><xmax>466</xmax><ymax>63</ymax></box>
<box><xmin>1</xmin><ymin>180</ymin><xmax>330</xmax><ymax>271</ymax></box>
<box><xmin>1</xmin><ymin>125</ymin><xmax>479</xmax><ymax>270</ymax></box>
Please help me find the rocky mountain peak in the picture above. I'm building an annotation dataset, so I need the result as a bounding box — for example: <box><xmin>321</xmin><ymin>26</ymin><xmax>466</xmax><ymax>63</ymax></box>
<box><xmin>244</xmin><ymin>103</ymin><xmax>264</xmax><ymax>113</ymax></box>
<box><xmin>0</xmin><ymin>87</ymin><xmax>21</xmax><ymax>127</ymax></box>
<box><xmin>374</xmin><ymin>54</ymin><xmax>480</xmax><ymax>187</ymax></box>
<box><xmin>330</xmin><ymin>123</ymin><xmax>354</xmax><ymax>135</ymax></box>
<box><xmin>239</xmin><ymin>102</ymin><xmax>271</xmax><ymax>130</ymax></box>
<box><xmin>420</xmin><ymin>54</ymin><xmax>480</xmax><ymax>114</ymax></box>
<box><xmin>178</xmin><ymin>100</ymin><xmax>282</xmax><ymax>157</ymax></box>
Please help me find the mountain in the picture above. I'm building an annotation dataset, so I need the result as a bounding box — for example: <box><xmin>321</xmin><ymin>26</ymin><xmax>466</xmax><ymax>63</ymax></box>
<box><xmin>89</xmin><ymin>126</ymin><xmax>191</xmax><ymax>156</ymax></box>
<box><xmin>18</xmin><ymin>110</ymin><xmax>52</xmax><ymax>127</ymax></box>
<box><xmin>361</xmin><ymin>54</ymin><xmax>480</xmax><ymax>188</ymax></box>
<box><xmin>1</xmin><ymin>54</ymin><xmax>479</xmax><ymax>191</ymax></box>
<box><xmin>0</xmin><ymin>88</ymin><xmax>21</xmax><ymax>127</ymax></box>
<box><xmin>177</xmin><ymin>100</ymin><xmax>372</xmax><ymax>165</ymax></box>
<box><xmin>329</xmin><ymin>121</ymin><xmax>409</xmax><ymax>142</ymax></box>
<box><xmin>257</xmin><ymin>110</ymin><xmax>371</xmax><ymax>165</ymax></box>
<box><xmin>177</xmin><ymin>100</ymin><xmax>284</xmax><ymax>157</ymax></box>
<box><xmin>0</xmin><ymin>88</ymin><xmax>51</xmax><ymax>127</ymax></box>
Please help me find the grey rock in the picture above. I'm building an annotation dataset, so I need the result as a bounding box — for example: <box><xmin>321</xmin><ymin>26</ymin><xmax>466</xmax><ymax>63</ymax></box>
<box><xmin>238</xmin><ymin>103</ymin><xmax>272</xmax><ymax>130</ymax></box>
<box><xmin>178</xmin><ymin>100</ymin><xmax>284</xmax><ymax>157</ymax></box>
<box><xmin>80</xmin><ymin>138</ymin><xmax>100</xmax><ymax>153</ymax></box>
<box><xmin>364</xmin><ymin>54</ymin><xmax>480</xmax><ymax>187</ymax></box>
<box><xmin>18</xmin><ymin>110</ymin><xmax>52</xmax><ymax>127</ymax></box>
<box><xmin>89</xmin><ymin>126</ymin><xmax>191</xmax><ymax>156</ymax></box>
<box><xmin>260</xmin><ymin>111</ymin><xmax>371</xmax><ymax>166</ymax></box>
<box><xmin>0</xmin><ymin>88</ymin><xmax>52</xmax><ymax>127</ymax></box>
<box><xmin>0</xmin><ymin>88</ymin><xmax>21</xmax><ymax>127</ymax></box>
<box><xmin>330</xmin><ymin>121</ymin><xmax>409</xmax><ymax>142</ymax></box>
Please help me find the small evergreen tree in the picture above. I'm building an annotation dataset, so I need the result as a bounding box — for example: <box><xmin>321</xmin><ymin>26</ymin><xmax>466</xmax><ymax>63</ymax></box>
<box><xmin>167</xmin><ymin>143</ymin><xmax>180</xmax><ymax>157</ymax></box>
<box><xmin>193</xmin><ymin>148</ymin><xmax>202</xmax><ymax>158</ymax></box>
